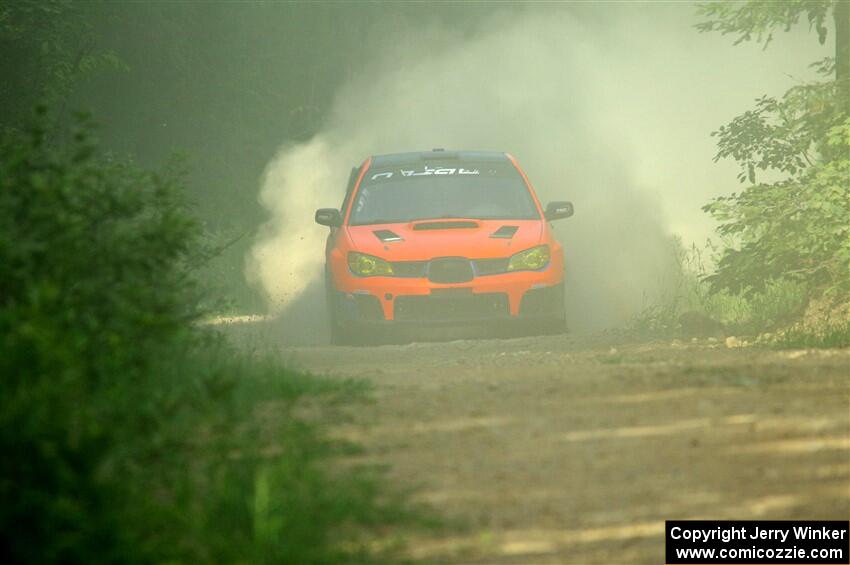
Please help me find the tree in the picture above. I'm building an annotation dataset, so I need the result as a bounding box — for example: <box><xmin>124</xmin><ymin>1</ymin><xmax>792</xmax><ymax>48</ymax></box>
<box><xmin>0</xmin><ymin>1</ymin><xmax>122</xmax><ymax>135</ymax></box>
<box><xmin>696</xmin><ymin>1</ymin><xmax>850</xmax><ymax>298</ymax></box>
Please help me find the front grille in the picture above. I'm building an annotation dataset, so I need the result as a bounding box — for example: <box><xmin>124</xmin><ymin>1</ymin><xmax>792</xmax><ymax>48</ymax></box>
<box><xmin>390</xmin><ymin>261</ymin><xmax>427</xmax><ymax>277</ymax></box>
<box><xmin>427</xmin><ymin>257</ymin><xmax>474</xmax><ymax>283</ymax></box>
<box><xmin>395</xmin><ymin>292</ymin><xmax>509</xmax><ymax>322</ymax></box>
<box><xmin>390</xmin><ymin>257</ymin><xmax>510</xmax><ymax>279</ymax></box>
<box><xmin>473</xmin><ymin>258</ymin><xmax>510</xmax><ymax>276</ymax></box>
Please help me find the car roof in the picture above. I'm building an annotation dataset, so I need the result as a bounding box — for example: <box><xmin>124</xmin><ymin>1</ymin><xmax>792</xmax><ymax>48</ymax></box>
<box><xmin>370</xmin><ymin>150</ymin><xmax>509</xmax><ymax>167</ymax></box>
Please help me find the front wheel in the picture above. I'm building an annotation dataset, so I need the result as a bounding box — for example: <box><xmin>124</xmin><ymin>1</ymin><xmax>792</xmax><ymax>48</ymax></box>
<box><xmin>325</xmin><ymin>270</ymin><xmax>360</xmax><ymax>346</ymax></box>
<box><xmin>326</xmin><ymin>271</ymin><xmax>344</xmax><ymax>345</ymax></box>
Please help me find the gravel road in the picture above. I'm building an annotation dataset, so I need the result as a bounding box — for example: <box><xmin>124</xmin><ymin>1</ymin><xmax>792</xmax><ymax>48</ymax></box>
<box><xmin>279</xmin><ymin>332</ymin><xmax>849</xmax><ymax>563</ymax></box>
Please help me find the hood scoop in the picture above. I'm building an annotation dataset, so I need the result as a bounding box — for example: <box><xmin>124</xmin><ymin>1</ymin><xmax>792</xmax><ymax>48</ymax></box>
<box><xmin>373</xmin><ymin>229</ymin><xmax>403</xmax><ymax>242</ymax></box>
<box><xmin>490</xmin><ymin>225</ymin><xmax>519</xmax><ymax>239</ymax></box>
<box><xmin>412</xmin><ymin>220</ymin><xmax>479</xmax><ymax>231</ymax></box>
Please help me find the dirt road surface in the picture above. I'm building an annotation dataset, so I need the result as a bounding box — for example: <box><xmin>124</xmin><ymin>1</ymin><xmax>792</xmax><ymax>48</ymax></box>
<box><xmin>280</xmin><ymin>333</ymin><xmax>849</xmax><ymax>564</ymax></box>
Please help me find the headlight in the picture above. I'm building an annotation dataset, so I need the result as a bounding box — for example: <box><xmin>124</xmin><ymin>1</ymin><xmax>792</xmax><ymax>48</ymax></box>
<box><xmin>348</xmin><ymin>252</ymin><xmax>394</xmax><ymax>276</ymax></box>
<box><xmin>507</xmin><ymin>245</ymin><xmax>550</xmax><ymax>271</ymax></box>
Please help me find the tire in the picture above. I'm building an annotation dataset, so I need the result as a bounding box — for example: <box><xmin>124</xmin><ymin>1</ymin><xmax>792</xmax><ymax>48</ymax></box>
<box><xmin>326</xmin><ymin>269</ymin><xmax>360</xmax><ymax>346</ymax></box>
<box><xmin>533</xmin><ymin>283</ymin><xmax>567</xmax><ymax>335</ymax></box>
<box><xmin>546</xmin><ymin>300</ymin><xmax>569</xmax><ymax>335</ymax></box>
<box><xmin>325</xmin><ymin>271</ymin><xmax>371</xmax><ymax>346</ymax></box>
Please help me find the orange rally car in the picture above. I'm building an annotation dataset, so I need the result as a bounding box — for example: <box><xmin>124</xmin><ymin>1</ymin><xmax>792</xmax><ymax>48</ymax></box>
<box><xmin>315</xmin><ymin>149</ymin><xmax>574</xmax><ymax>345</ymax></box>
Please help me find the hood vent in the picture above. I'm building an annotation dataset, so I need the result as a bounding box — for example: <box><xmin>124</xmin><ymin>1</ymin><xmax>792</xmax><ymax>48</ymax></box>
<box><xmin>413</xmin><ymin>220</ymin><xmax>479</xmax><ymax>231</ymax></box>
<box><xmin>373</xmin><ymin>229</ymin><xmax>403</xmax><ymax>242</ymax></box>
<box><xmin>490</xmin><ymin>225</ymin><xmax>518</xmax><ymax>239</ymax></box>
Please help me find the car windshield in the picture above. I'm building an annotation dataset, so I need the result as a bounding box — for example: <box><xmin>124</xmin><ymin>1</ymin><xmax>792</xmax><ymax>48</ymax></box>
<box><xmin>348</xmin><ymin>160</ymin><xmax>539</xmax><ymax>225</ymax></box>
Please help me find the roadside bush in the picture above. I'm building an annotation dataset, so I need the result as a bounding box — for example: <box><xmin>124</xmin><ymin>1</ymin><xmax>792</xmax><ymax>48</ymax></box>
<box><xmin>692</xmin><ymin>2</ymin><xmax>849</xmax><ymax>347</ymax></box>
<box><xmin>0</xmin><ymin>111</ymin><xmax>201</xmax><ymax>563</ymax></box>
<box><xmin>631</xmin><ymin>120</ymin><xmax>848</xmax><ymax>345</ymax></box>
<box><xmin>0</xmin><ymin>113</ymin><xmax>422</xmax><ymax>564</ymax></box>
<box><xmin>628</xmin><ymin>239</ymin><xmax>815</xmax><ymax>339</ymax></box>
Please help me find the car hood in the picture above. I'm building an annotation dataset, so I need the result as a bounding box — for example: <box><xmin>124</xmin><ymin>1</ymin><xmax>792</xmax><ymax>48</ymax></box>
<box><xmin>345</xmin><ymin>219</ymin><xmax>543</xmax><ymax>261</ymax></box>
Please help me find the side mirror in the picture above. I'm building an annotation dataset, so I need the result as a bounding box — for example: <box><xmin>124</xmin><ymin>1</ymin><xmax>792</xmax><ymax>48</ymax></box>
<box><xmin>544</xmin><ymin>201</ymin><xmax>574</xmax><ymax>221</ymax></box>
<box><xmin>315</xmin><ymin>208</ymin><xmax>342</xmax><ymax>227</ymax></box>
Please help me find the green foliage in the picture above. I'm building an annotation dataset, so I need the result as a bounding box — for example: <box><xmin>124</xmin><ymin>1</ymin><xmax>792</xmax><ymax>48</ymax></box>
<box><xmin>704</xmin><ymin>119</ymin><xmax>850</xmax><ymax>295</ymax></box>
<box><xmin>0</xmin><ymin>1</ymin><xmax>125</xmax><ymax>133</ymax></box>
<box><xmin>696</xmin><ymin>0</ymin><xmax>849</xmax><ymax>336</ymax></box>
<box><xmin>710</xmin><ymin>77</ymin><xmax>844</xmax><ymax>184</ymax></box>
<box><xmin>0</xmin><ymin>115</ymin><xmax>425</xmax><ymax>564</ymax></box>
<box><xmin>696</xmin><ymin>1</ymin><xmax>833</xmax><ymax>47</ymax></box>
<box><xmin>1</xmin><ymin>110</ymin><xmax>200</xmax><ymax>562</ymax></box>
<box><xmin>628</xmin><ymin>240</ymin><xmax>811</xmax><ymax>335</ymax></box>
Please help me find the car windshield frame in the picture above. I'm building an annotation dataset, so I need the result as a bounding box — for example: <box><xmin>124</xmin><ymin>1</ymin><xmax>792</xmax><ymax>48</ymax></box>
<box><xmin>346</xmin><ymin>160</ymin><xmax>541</xmax><ymax>226</ymax></box>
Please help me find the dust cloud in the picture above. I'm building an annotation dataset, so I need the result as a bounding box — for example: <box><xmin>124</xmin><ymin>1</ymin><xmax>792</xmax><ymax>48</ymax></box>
<box><xmin>248</xmin><ymin>5</ymin><xmax>823</xmax><ymax>335</ymax></box>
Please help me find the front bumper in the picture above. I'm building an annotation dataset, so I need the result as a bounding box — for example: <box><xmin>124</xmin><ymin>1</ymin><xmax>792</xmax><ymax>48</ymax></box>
<box><xmin>332</xmin><ymin>272</ymin><xmax>565</xmax><ymax>326</ymax></box>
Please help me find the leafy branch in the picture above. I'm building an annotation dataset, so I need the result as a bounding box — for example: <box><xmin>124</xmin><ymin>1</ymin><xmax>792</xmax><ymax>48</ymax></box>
<box><xmin>695</xmin><ymin>0</ymin><xmax>833</xmax><ymax>47</ymax></box>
